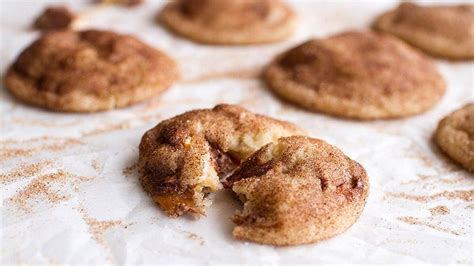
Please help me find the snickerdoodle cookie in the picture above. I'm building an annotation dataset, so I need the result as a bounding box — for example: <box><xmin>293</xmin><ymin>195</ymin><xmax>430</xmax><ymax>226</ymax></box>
<box><xmin>138</xmin><ymin>104</ymin><xmax>303</xmax><ymax>217</ymax></box>
<box><xmin>434</xmin><ymin>104</ymin><xmax>474</xmax><ymax>172</ymax></box>
<box><xmin>5</xmin><ymin>30</ymin><xmax>179</xmax><ymax>112</ymax></box>
<box><xmin>373</xmin><ymin>3</ymin><xmax>474</xmax><ymax>60</ymax></box>
<box><xmin>227</xmin><ymin>136</ymin><xmax>369</xmax><ymax>246</ymax></box>
<box><xmin>264</xmin><ymin>31</ymin><xmax>445</xmax><ymax>120</ymax></box>
<box><xmin>158</xmin><ymin>0</ymin><xmax>297</xmax><ymax>45</ymax></box>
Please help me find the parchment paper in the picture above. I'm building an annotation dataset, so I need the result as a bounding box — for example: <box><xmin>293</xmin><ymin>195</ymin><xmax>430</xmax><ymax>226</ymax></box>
<box><xmin>1</xmin><ymin>0</ymin><xmax>473</xmax><ymax>264</ymax></box>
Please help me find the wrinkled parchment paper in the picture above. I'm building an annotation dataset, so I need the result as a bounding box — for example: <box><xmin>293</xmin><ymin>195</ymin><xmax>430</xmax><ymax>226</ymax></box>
<box><xmin>1</xmin><ymin>0</ymin><xmax>473</xmax><ymax>264</ymax></box>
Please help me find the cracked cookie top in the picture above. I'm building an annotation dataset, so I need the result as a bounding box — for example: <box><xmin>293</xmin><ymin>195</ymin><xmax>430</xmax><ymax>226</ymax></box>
<box><xmin>5</xmin><ymin>29</ymin><xmax>179</xmax><ymax>112</ymax></box>
<box><xmin>373</xmin><ymin>3</ymin><xmax>474</xmax><ymax>59</ymax></box>
<box><xmin>264</xmin><ymin>31</ymin><xmax>445</xmax><ymax>119</ymax></box>
<box><xmin>229</xmin><ymin>136</ymin><xmax>369</xmax><ymax>245</ymax></box>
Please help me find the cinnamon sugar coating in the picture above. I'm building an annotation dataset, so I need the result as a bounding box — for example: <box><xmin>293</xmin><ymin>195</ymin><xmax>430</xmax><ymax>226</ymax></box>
<box><xmin>229</xmin><ymin>136</ymin><xmax>369</xmax><ymax>245</ymax></box>
<box><xmin>158</xmin><ymin>0</ymin><xmax>297</xmax><ymax>45</ymax></box>
<box><xmin>264</xmin><ymin>31</ymin><xmax>445</xmax><ymax>120</ymax></box>
<box><xmin>5</xmin><ymin>30</ymin><xmax>179</xmax><ymax>112</ymax></box>
<box><xmin>373</xmin><ymin>3</ymin><xmax>474</xmax><ymax>60</ymax></box>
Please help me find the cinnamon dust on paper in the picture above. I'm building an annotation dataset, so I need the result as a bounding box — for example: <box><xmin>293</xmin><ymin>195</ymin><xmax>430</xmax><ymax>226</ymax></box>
<box><xmin>0</xmin><ymin>160</ymin><xmax>53</xmax><ymax>184</ymax></box>
<box><xmin>385</xmin><ymin>189</ymin><xmax>474</xmax><ymax>202</ymax></box>
<box><xmin>7</xmin><ymin>170</ymin><xmax>93</xmax><ymax>212</ymax></box>
<box><xmin>122</xmin><ymin>163</ymin><xmax>138</xmax><ymax>177</ymax></box>
<box><xmin>429</xmin><ymin>205</ymin><xmax>450</xmax><ymax>216</ymax></box>
<box><xmin>78</xmin><ymin>207</ymin><xmax>124</xmax><ymax>264</ymax></box>
<box><xmin>398</xmin><ymin>216</ymin><xmax>463</xmax><ymax>236</ymax></box>
<box><xmin>8</xmin><ymin>171</ymin><xmax>71</xmax><ymax>212</ymax></box>
<box><xmin>183</xmin><ymin>231</ymin><xmax>205</xmax><ymax>246</ymax></box>
<box><xmin>0</xmin><ymin>138</ymin><xmax>83</xmax><ymax>160</ymax></box>
<box><xmin>91</xmin><ymin>159</ymin><xmax>103</xmax><ymax>172</ymax></box>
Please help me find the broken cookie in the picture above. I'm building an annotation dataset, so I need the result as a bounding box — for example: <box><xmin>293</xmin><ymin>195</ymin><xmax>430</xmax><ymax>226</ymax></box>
<box><xmin>138</xmin><ymin>104</ymin><xmax>303</xmax><ymax>217</ymax></box>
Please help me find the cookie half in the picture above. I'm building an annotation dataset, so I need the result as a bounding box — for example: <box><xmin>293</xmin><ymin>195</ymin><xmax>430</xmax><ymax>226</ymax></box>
<box><xmin>434</xmin><ymin>104</ymin><xmax>474</xmax><ymax>172</ymax></box>
<box><xmin>228</xmin><ymin>136</ymin><xmax>369</xmax><ymax>246</ymax></box>
<box><xmin>373</xmin><ymin>3</ymin><xmax>474</xmax><ymax>60</ymax></box>
<box><xmin>138</xmin><ymin>104</ymin><xmax>303</xmax><ymax>217</ymax></box>
<box><xmin>5</xmin><ymin>30</ymin><xmax>179</xmax><ymax>112</ymax></box>
<box><xmin>264</xmin><ymin>31</ymin><xmax>445</xmax><ymax>120</ymax></box>
<box><xmin>158</xmin><ymin>0</ymin><xmax>297</xmax><ymax>45</ymax></box>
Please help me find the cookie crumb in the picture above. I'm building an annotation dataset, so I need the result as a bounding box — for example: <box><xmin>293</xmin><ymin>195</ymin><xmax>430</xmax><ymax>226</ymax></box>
<box><xmin>33</xmin><ymin>6</ymin><xmax>76</xmax><ymax>31</ymax></box>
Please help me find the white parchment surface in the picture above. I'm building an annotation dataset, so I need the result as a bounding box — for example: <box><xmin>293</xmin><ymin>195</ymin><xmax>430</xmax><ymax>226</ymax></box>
<box><xmin>1</xmin><ymin>0</ymin><xmax>473</xmax><ymax>264</ymax></box>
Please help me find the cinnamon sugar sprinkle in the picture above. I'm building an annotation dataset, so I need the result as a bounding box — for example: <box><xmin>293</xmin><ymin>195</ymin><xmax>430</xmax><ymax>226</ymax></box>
<box><xmin>79</xmin><ymin>207</ymin><xmax>123</xmax><ymax>263</ymax></box>
<box><xmin>91</xmin><ymin>159</ymin><xmax>103</xmax><ymax>172</ymax></box>
<box><xmin>385</xmin><ymin>189</ymin><xmax>474</xmax><ymax>202</ymax></box>
<box><xmin>0</xmin><ymin>139</ymin><xmax>83</xmax><ymax>160</ymax></box>
<box><xmin>8</xmin><ymin>170</ymin><xmax>71</xmax><ymax>212</ymax></box>
<box><xmin>183</xmin><ymin>231</ymin><xmax>205</xmax><ymax>246</ymax></box>
<box><xmin>0</xmin><ymin>160</ymin><xmax>53</xmax><ymax>184</ymax></box>
<box><xmin>429</xmin><ymin>205</ymin><xmax>450</xmax><ymax>216</ymax></box>
<box><xmin>7</xmin><ymin>170</ymin><xmax>93</xmax><ymax>212</ymax></box>
<box><xmin>398</xmin><ymin>216</ymin><xmax>464</xmax><ymax>236</ymax></box>
<box><xmin>122</xmin><ymin>163</ymin><xmax>138</xmax><ymax>177</ymax></box>
<box><xmin>0</xmin><ymin>136</ymin><xmax>73</xmax><ymax>145</ymax></box>
<box><xmin>400</xmin><ymin>174</ymin><xmax>469</xmax><ymax>185</ymax></box>
<box><xmin>84</xmin><ymin>217</ymin><xmax>122</xmax><ymax>246</ymax></box>
<box><xmin>81</xmin><ymin>120</ymin><xmax>133</xmax><ymax>137</ymax></box>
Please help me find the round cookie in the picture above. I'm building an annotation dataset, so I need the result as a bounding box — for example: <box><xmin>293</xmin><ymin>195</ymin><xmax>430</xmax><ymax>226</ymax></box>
<box><xmin>434</xmin><ymin>104</ymin><xmax>474</xmax><ymax>172</ymax></box>
<box><xmin>138</xmin><ymin>104</ymin><xmax>304</xmax><ymax>218</ymax></box>
<box><xmin>264</xmin><ymin>31</ymin><xmax>446</xmax><ymax>120</ymax></box>
<box><xmin>158</xmin><ymin>0</ymin><xmax>297</xmax><ymax>45</ymax></box>
<box><xmin>227</xmin><ymin>136</ymin><xmax>369</xmax><ymax>246</ymax></box>
<box><xmin>373</xmin><ymin>3</ymin><xmax>474</xmax><ymax>60</ymax></box>
<box><xmin>4</xmin><ymin>30</ymin><xmax>179</xmax><ymax>112</ymax></box>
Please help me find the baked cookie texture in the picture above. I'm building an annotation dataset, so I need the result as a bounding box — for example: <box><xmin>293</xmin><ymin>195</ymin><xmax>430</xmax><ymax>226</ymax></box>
<box><xmin>264</xmin><ymin>31</ymin><xmax>446</xmax><ymax>120</ymax></box>
<box><xmin>158</xmin><ymin>0</ymin><xmax>297</xmax><ymax>45</ymax></box>
<box><xmin>228</xmin><ymin>136</ymin><xmax>369</xmax><ymax>246</ymax></box>
<box><xmin>138</xmin><ymin>104</ymin><xmax>303</xmax><ymax>218</ymax></box>
<box><xmin>435</xmin><ymin>104</ymin><xmax>474</xmax><ymax>172</ymax></box>
<box><xmin>373</xmin><ymin>3</ymin><xmax>474</xmax><ymax>60</ymax></box>
<box><xmin>4</xmin><ymin>30</ymin><xmax>179</xmax><ymax>112</ymax></box>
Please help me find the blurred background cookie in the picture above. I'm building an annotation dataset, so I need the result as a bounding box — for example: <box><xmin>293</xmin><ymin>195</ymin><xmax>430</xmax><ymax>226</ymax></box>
<box><xmin>229</xmin><ymin>136</ymin><xmax>369</xmax><ymax>246</ymax></box>
<box><xmin>264</xmin><ymin>31</ymin><xmax>445</xmax><ymax>120</ymax></box>
<box><xmin>434</xmin><ymin>104</ymin><xmax>474</xmax><ymax>172</ymax></box>
<box><xmin>4</xmin><ymin>29</ymin><xmax>179</xmax><ymax>112</ymax></box>
<box><xmin>373</xmin><ymin>3</ymin><xmax>474</xmax><ymax>60</ymax></box>
<box><xmin>138</xmin><ymin>104</ymin><xmax>303</xmax><ymax>218</ymax></box>
<box><xmin>158</xmin><ymin>0</ymin><xmax>297</xmax><ymax>45</ymax></box>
